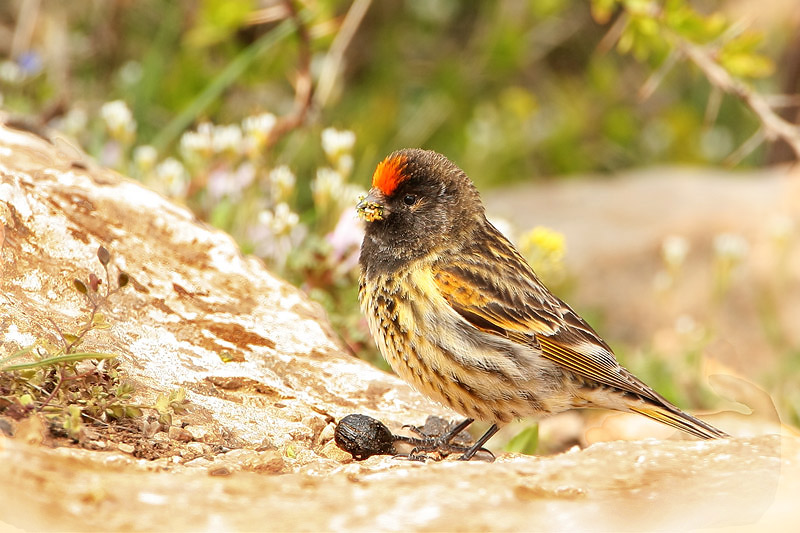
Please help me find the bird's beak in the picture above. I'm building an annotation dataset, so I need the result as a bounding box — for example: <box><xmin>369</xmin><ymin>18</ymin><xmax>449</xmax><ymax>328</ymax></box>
<box><xmin>356</xmin><ymin>188</ymin><xmax>387</xmax><ymax>222</ymax></box>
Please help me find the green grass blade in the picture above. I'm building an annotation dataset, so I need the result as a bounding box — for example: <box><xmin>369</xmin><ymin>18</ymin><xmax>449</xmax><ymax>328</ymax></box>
<box><xmin>1</xmin><ymin>352</ymin><xmax>117</xmax><ymax>371</ymax></box>
<box><xmin>150</xmin><ymin>13</ymin><xmax>307</xmax><ymax>152</ymax></box>
<box><xmin>0</xmin><ymin>345</ymin><xmax>35</xmax><ymax>367</ymax></box>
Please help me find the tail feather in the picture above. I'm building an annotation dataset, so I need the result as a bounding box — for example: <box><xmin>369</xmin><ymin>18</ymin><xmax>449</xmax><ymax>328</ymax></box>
<box><xmin>629</xmin><ymin>404</ymin><xmax>729</xmax><ymax>440</ymax></box>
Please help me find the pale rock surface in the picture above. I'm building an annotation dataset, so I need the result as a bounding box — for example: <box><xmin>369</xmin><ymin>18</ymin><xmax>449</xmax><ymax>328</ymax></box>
<box><xmin>0</xmin><ymin>120</ymin><xmax>798</xmax><ymax>531</ymax></box>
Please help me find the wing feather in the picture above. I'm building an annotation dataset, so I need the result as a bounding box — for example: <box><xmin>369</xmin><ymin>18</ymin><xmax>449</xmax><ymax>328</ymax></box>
<box><xmin>431</xmin><ymin>228</ymin><xmax>658</xmax><ymax>400</ymax></box>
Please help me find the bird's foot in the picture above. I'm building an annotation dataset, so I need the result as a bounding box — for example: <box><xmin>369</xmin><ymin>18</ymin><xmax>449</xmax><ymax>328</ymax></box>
<box><xmin>394</xmin><ymin>418</ymin><xmax>495</xmax><ymax>462</ymax></box>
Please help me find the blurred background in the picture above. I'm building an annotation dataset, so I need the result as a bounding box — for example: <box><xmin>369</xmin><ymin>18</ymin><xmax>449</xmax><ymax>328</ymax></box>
<box><xmin>2</xmin><ymin>0</ymin><xmax>798</xmax><ymax>450</ymax></box>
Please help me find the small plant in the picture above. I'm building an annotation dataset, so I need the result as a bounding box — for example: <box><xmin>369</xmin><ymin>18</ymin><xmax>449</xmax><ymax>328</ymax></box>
<box><xmin>154</xmin><ymin>388</ymin><xmax>190</xmax><ymax>427</ymax></box>
<box><xmin>0</xmin><ymin>246</ymin><xmax>137</xmax><ymax>441</ymax></box>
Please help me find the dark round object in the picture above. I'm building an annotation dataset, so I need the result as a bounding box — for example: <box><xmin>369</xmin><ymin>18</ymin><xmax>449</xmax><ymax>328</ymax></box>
<box><xmin>334</xmin><ymin>414</ymin><xmax>396</xmax><ymax>460</ymax></box>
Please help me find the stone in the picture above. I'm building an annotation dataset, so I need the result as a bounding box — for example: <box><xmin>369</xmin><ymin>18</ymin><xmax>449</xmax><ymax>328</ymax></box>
<box><xmin>168</xmin><ymin>426</ymin><xmax>193</xmax><ymax>443</ymax></box>
<box><xmin>117</xmin><ymin>443</ymin><xmax>135</xmax><ymax>454</ymax></box>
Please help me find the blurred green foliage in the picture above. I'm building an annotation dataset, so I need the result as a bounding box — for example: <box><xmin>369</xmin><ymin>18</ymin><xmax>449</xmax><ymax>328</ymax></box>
<box><xmin>1</xmin><ymin>0</ymin><xmax>791</xmax><ymax>189</ymax></box>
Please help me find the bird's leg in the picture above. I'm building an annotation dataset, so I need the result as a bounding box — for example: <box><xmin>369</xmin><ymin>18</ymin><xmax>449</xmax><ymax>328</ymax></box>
<box><xmin>458</xmin><ymin>423</ymin><xmax>500</xmax><ymax>461</ymax></box>
<box><xmin>403</xmin><ymin>417</ymin><xmax>473</xmax><ymax>441</ymax></box>
<box><xmin>395</xmin><ymin>417</ymin><xmax>474</xmax><ymax>450</ymax></box>
<box><xmin>395</xmin><ymin>418</ymin><xmax>497</xmax><ymax>460</ymax></box>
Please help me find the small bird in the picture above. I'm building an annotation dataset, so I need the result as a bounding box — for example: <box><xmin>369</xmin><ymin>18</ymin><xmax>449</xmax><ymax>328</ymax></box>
<box><xmin>356</xmin><ymin>148</ymin><xmax>728</xmax><ymax>461</ymax></box>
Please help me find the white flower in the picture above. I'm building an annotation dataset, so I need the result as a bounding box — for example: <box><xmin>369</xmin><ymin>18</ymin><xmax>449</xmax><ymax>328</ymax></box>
<box><xmin>180</xmin><ymin>122</ymin><xmax>214</xmax><ymax>161</ymax></box>
<box><xmin>212</xmin><ymin>124</ymin><xmax>242</xmax><ymax>155</ymax></box>
<box><xmin>269</xmin><ymin>165</ymin><xmax>296</xmax><ymax>202</ymax></box>
<box><xmin>55</xmin><ymin>107</ymin><xmax>88</xmax><ymax>137</ymax></box>
<box><xmin>321</xmin><ymin>128</ymin><xmax>356</xmax><ymax>160</ymax></box>
<box><xmin>133</xmin><ymin>145</ymin><xmax>158</xmax><ymax>173</ymax></box>
<box><xmin>337</xmin><ymin>153</ymin><xmax>354</xmax><ymax>177</ymax></box>
<box><xmin>243</xmin><ymin>113</ymin><xmax>277</xmax><ymax>141</ymax></box>
<box><xmin>258</xmin><ymin>203</ymin><xmax>299</xmax><ymax>236</ymax></box>
<box><xmin>662</xmin><ymin>235</ymin><xmax>689</xmax><ymax>270</ymax></box>
<box><xmin>100</xmin><ymin>100</ymin><xmax>136</xmax><ymax>142</ymax></box>
<box><xmin>674</xmin><ymin>314</ymin><xmax>698</xmax><ymax>335</ymax></box>
<box><xmin>327</xmin><ymin>209</ymin><xmax>365</xmax><ymax>273</ymax></box>
<box><xmin>713</xmin><ymin>233</ymin><xmax>748</xmax><ymax>261</ymax></box>
<box><xmin>0</xmin><ymin>60</ymin><xmax>23</xmax><ymax>84</ymax></box>
<box><xmin>768</xmin><ymin>214</ymin><xmax>794</xmax><ymax>245</ymax></box>
<box><xmin>155</xmin><ymin>157</ymin><xmax>189</xmax><ymax>198</ymax></box>
<box><xmin>208</xmin><ymin>163</ymin><xmax>256</xmax><ymax>201</ymax></box>
<box><xmin>312</xmin><ymin>167</ymin><xmax>345</xmax><ymax>210</ymax></box>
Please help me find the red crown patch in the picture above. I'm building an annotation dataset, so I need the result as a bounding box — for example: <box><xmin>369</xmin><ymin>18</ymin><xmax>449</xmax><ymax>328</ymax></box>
<box><xmin>372</xmin><ymin>155</ymin><xmax>409</xmax><ymax>196</ymax></box>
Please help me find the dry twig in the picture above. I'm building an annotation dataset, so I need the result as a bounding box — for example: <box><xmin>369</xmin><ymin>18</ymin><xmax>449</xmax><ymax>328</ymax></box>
<box><xmin>676</xmin><ymin>39</ymin><xmax>800</xmax><ymax>162</ymax></box>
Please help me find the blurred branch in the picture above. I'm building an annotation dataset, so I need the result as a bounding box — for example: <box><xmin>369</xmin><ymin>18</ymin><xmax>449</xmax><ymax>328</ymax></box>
<box><xmin>315</xmin><ymin>0</ymin><xmax>373</xmax><ymax>108</ymax></box>
<box><xmin>267</xmin><ymin>0</ymin><xmax>314</xmax><ymax>145</ymax></box>
<box><xmin>10</xmin><ymin>0</ymin><xmax>41</xmax><ymax>58</ymax></box>
<box><xmin>676</xmin><ymin>38</ymin><xmax>800</xmax><ymax>162</ymax></box>
<box><xmin>723</xmin><ymin>127</ymin><xmax>766</xmax><ymax>167</ymax></box>
<box><xmin>597</xmin><ymin>11</ymin><xmax>629</xmax><ymax>54</ymax></box>
<box><xmin>704</xmin><ymin>86</ymin><xmax>723</xmax><ymax>129</ymax></box>
<box><xmin>638</xmin><ymin>49</ymin><xmax>679</xmax><ymax>101</ymax></box>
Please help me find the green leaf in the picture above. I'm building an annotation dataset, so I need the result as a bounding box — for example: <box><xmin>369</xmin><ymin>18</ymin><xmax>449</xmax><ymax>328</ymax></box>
<box><xmin>719</xmin><ymin>51</ymin><xmax>774</xmax><ymax>79</ymax></box>
<box><xmin>65</xmin><ymin>404</ymin><xmax>84</xmax><ymax>439</ymax></box>
<box><xmin>590</xmin><ymin>0</ymin><xmax>619</xmax><ymax>24</ymax></box>
<box><xmin>97</xmin><ymin>246</ymin><xmax>111</xmax><ymax>266</ymax></box>
<box><xmin>0</xmin><ymin>352</ymin><xmax>117</xmax><ymax>372</ymax></box>
<box><xmin>92</xmin><ymin>312</ymin><xmax>112</xmax><ymax>330</ymax></box>
<box><xmin>125</xmin><ymin>406</ymin><xmax>144</xmax><ymax>418</ymax></box>
<box><xmin>185</xmin><ymin>0</ymin><xmax>255</xmax><ymax>48</ymax></box>
<box><xmin>73</xmin><ymin>279</ymin><xmax>88</xmax><ymax>294</ymax></box>
<box><xmin>155</xmin><ymin>393</ymin><xmax>170</xmax><ymax>413</ymax></box>
<box><xmin>0</xmin><ymin>345</ymin><xmax>34</xmax><ymax>367</ymax></box>
<box><xmin>719</xmin><ymin>32</ymin><xmax>774</xmax><ymax>78</ymax></box>
<box><xmin>19</xmin><ymin>394</ymin><xmax>35</xmax><ymax>406</ymax></box>
<box><xmin>504</xmin><ymin>424</ymin><xmax>539</xmax><ymax>455</ymax></box>
<box><xmin>116</xmin><ymin>382</ymin><xmax>135</xmax><ymax>399</ymax></box>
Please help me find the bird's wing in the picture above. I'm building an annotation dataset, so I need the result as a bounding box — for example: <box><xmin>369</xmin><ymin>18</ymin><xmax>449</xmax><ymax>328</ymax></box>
<box><xmin>432</xmin><ymin>254</ymin><xmax>652</xmax><ymax>399</ymax></box>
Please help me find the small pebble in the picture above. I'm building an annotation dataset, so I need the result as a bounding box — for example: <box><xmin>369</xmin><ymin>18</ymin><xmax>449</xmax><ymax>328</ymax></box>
<box><xmin>168</xmin><ymin>426</ymin><xmax>193</xmax><ymax>442</ymax></box>
<box><xmin>118</xmin><ymin>443</ymin><xmax>135</xmax><ymax>454</ymax></box>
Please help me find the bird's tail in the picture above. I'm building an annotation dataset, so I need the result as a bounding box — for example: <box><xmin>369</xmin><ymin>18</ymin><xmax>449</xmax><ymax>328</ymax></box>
<box><xmin>628</xmin><ymin>403</ymin><xmax>729</xmax><ymax>440</ymax></box>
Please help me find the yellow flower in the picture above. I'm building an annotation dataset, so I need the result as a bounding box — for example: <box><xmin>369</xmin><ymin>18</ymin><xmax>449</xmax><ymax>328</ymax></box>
<box><xmin>518</xmin><ymin>226</ymin><xmax>566</xmax><ymax>284</ymax></box>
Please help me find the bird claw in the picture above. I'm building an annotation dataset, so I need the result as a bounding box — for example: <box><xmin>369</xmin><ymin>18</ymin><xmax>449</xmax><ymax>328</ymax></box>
<box><xmin>393</xmin><ymin>432</ymin><xmax>495</xmax><ymax>462</ymax></box>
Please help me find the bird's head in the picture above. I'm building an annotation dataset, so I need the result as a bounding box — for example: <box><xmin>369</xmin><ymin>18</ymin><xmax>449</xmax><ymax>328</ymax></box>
<box><xmin>357</xmin><ymin>148</ymin><xmax>485</xmax><ymax>269</ymax></box>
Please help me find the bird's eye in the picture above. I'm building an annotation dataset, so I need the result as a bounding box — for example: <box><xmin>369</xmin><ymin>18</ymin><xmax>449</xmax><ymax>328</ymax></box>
<box><xmin>403</xmin><ymin>194</ymin><xmax>418</xmax><ymax>206</ymax></box>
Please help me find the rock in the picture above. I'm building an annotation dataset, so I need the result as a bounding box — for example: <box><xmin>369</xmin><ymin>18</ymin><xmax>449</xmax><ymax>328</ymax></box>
<box><xmin>168</xmin><ymin>426</ymin><xmax>193</xmax><ymax>443</ymax></box>
<box><xmin>184</xmin><ymin>425</ymin><xmax>209</xmax><ymax>442</ymax></box>
<box><xmin>319</xmin><ymin>438</ymin><xmax>353</xmax><ymax>462</ymax></box>
<box><xmin>117</xmin><ymin>443</ymin><xmax>135</xmax><ymax>454</ymax></box>
<box><xmin>151</xmin><ymin>432</ymin><xmax>170</xmax><ymax>443</ymax></box>
<box><xmin>184</xmin><ymin>442</ymin><xmax>208</xmax><ymax>456</ymax></box>
<box><xmin>141</xmin><ymin>420</ymin><xmax>160</xmax><ymax>438</ymax></box>
<box><xmin>1</xmin><ymin>433</ymin><xmax>798</xmax><ymax>531</ymax></box>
